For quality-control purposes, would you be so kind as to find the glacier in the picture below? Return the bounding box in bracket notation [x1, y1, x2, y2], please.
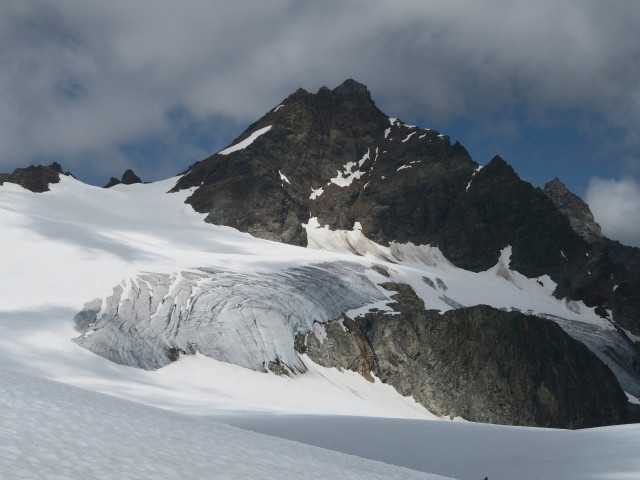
[74, 262, 385, 372]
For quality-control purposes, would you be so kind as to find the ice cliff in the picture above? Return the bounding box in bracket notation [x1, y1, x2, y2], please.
[73, 262, 385, 372]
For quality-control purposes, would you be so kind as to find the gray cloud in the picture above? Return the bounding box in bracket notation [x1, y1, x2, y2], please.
[586, 177, 640, 248]
[1, 0, 639, 182]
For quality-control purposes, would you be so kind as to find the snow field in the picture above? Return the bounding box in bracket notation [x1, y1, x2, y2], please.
[0, 368, 451, 480]
[215, 414, 640, 480]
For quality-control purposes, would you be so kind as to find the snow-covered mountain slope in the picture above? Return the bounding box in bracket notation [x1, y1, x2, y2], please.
[1, 174, 637, 412]
[0, 175, 433, 419]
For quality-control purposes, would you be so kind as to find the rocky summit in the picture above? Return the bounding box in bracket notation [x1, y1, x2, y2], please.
[0, 162, 68, 192]
[104, 169, 142, 188]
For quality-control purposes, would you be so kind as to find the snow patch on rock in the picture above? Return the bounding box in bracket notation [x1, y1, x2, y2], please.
[310, 186, 324, 200]
[402, 132, 416, 143]
[219, 125, 272, 155]
[390, 243, 454, 268]
[279, 170, 290, 184]
[329, 151, 370, 187]
[466, 164, 484, 192]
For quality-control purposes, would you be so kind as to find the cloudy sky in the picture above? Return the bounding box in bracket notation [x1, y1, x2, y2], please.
[1, 0, 639, 245]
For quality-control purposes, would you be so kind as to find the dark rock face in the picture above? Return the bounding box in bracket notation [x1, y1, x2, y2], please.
[442, 157, 589, 295]
[379, 282, 425, 311]
[171, 79, 476, 246]
[0, 162, 66, 192]
[104, 169, 142, 188]
[104, 177, 120, 188]
[298, 297, 631, 429]
[170, 79, 640, 333]
[543, 177, 640, 335]
[544, 178, 603, 243]
[122, 169, 142, 184]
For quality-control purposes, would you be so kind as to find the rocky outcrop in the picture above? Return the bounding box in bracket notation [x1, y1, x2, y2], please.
[297, 286, 633, 429]
[0, 162, 68, 192]
[104, 169, 142, 188]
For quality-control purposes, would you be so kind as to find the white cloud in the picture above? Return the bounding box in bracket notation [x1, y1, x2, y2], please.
[0, 0, 639, 182]
[586, 177, 640, 247]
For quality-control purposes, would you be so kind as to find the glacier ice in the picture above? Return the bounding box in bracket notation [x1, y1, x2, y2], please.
[74, 262, 385, 372]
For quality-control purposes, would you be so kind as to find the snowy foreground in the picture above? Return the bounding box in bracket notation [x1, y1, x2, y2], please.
[1, 175, 639, 478]
[0, 368, 449, 480]
[4, 367, 639, 480]
[218, 414, 640, 480]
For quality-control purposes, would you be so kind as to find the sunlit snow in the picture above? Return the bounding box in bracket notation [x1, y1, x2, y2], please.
[328, 151, 370, 187]
[0, 176, 436, 418]
[218, 125, 272, 155]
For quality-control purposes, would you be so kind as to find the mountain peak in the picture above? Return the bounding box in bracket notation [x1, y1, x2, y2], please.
[104, 169, 142, 188]
[546, 177, 565, 189]
[121, 169, 142, 185]
[481, 155, 519, 181]
[488, 154, 508, 166]
[544, 177, 603, 243]
[331, 78, 371, 99]
[288, 87, 310, 99]
[169, 81, 640, 341]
